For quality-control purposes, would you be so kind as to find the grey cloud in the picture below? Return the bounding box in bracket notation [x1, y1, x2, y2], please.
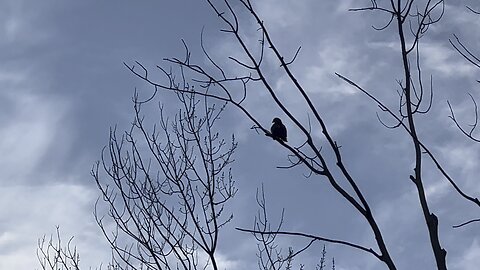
[1, 1, 480, 270]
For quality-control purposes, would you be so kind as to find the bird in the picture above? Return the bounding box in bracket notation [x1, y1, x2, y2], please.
[270, 117, 287, 142]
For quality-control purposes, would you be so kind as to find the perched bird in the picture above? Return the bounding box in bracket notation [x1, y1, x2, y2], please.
[270, 117, 287, 142]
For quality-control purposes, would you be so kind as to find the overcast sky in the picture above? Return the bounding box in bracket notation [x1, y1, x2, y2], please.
[1, 1, 480, 269]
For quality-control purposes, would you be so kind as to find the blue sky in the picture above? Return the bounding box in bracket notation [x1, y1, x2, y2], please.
[1, 1, 480, 269]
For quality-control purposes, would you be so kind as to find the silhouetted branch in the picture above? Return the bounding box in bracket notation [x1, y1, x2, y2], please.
[37, 226, 118, 270]
[447, 94, 480, 143]
[243, 186, 339, 270]
[342, 1, 448, 267]
[449, 34, 480, 69]
[237, 228, 381, 260]
[452, 218, 480, 228]
[37, 227, 81, 270]
[466, 6, 480, 15]
[336, 72, 480, 209]
[93, 85, 237, 270]
[447, 8, 480, 145]
[120, 1, 466, 269]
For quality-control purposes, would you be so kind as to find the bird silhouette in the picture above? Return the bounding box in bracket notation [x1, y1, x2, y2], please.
[270, 117, 287, 142]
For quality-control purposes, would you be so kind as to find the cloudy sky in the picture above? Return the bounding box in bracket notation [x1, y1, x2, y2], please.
[1, 0, 480, 269]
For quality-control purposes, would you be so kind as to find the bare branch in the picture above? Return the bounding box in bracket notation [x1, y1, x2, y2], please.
[452, 218, 480, 228]
[236, 228, 381, 260]
[448, 94, 480, 143]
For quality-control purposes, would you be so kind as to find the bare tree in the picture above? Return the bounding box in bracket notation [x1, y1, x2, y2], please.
[37, 226, 119, 270]
[37, 227, 81, 270]
[316, 245, 335, 270]
[447, 5, 480, 143]
[127, 0, 397, 268]
[446, 4, 480, 228]
[344, 1, 450, 269]
[91, 84, 237, 270]
[125, 1, 480, 270]
[246, 185, 307, 270]
[36, 1, 480, 270]
[245, 186, 336, 270]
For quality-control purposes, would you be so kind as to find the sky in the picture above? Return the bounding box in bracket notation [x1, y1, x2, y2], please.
[1, 0, 480, 269]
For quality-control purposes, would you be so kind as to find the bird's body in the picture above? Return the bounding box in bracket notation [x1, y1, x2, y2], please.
[270, 118, 287, 142]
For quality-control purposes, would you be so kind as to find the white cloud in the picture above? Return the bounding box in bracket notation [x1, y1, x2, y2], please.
[254, 0, 308, 29]
[421, 42, 477, 77]
[0, 64, 102, 270]
[367, 39, 477, 78]
[0, 1, 51, 45]
[451, 238, 480, 270]
[434, 141, 480, 195]
[424, 179, 449, 203]
[0, 76, 69, 185]
[0, 184, 109, 270]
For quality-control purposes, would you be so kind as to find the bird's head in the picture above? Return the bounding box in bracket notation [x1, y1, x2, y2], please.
[272, 117, 282, 124]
